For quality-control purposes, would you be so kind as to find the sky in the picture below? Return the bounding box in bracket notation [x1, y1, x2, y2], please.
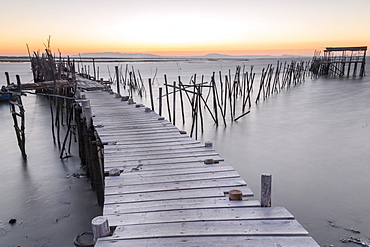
[1, 0, 369, 56]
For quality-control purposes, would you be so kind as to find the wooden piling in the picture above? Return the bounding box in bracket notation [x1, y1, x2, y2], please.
[92, 216, 110, 243]
[261, 173, 272, 207]
[164, 75, 171, 122]
[158, 87, 162, 116]
[115, 66, 120, 96]
[148, 78, 154, 111]
[172, 81, 176, 125]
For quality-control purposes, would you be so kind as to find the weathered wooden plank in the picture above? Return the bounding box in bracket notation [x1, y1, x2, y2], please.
[103, 139, 201, 150]
[105, 177, 246, 195]
[95, 236, 319, 247]
[98, 129, 181, 138]
[104, 154, 223, 164]
[100, 135, 197, 145]
[104, 142, 207, 153]
[95, 124, 179, 133]
[104, 147, 218, 158]
[103, 197, 260, 215]
[94, 118, 170, 127]
[104, 185, 253, 204]
[104, 150, 220, 163]
[117, 164, 234, 177]
[105, 170, 241, 187]
[93, 117, 171, 125]
[103, 161, 230, 174]
[106, 220, 309, 239]
[93, 121, 174, 130]
[105, 207, 292, 226]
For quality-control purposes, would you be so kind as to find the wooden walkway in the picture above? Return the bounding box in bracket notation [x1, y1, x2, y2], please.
[82, 91, 319, 247]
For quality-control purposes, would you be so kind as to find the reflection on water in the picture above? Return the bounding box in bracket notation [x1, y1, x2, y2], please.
[0, 95, 101, 246]
[1, 58, 370, 246]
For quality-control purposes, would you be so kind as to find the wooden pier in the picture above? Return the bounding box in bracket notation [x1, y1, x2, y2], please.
[310, 46, 367, 77]
[77, 90, 319, 246]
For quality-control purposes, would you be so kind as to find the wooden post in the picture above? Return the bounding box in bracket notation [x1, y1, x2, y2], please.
[172, 81, 176, 125]
[5, 72, 10, 85]
[205, 141, 213, 148]
[93, 58, 96, 80]
[148, 78, 154, 111]
[115, 66, 120, 96]
[164, 75, 171, 122]
[85, 106, 92, 129]
[178, 77, 185, 125]
[229, 189, 243, 201]
[91, 216, 110, 243]
[261, 173, 272, 207]
[158, 87, 162, 116]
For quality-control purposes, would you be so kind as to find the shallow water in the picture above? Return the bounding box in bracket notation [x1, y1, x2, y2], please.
[2, 58, 370, 246]
[0, 89, 101, 246]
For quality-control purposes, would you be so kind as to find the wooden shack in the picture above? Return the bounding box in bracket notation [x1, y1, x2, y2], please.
[310, 46, 367, 77]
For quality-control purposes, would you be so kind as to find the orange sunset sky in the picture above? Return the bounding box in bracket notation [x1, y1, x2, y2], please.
[1, 0, 369, 56]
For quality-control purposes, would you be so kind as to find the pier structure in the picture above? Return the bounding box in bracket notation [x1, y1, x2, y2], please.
[310, 46, 367, 77]
[75, 90, 319, 246]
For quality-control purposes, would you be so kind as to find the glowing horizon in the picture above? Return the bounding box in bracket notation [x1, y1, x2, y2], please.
[1, 0, 369, 57]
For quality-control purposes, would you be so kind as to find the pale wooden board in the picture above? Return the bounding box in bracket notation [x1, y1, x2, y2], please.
[95, 236, 320, 247]
[105, 177, 246, 195]
[93, 118, 171, 126]
[104, 148, 219, 159]
[104, 185, 253, 204]
[104, 154, 224, 164]
[100, 135, 199, 145]
[108, 220, 309, 239]
[104, 150, 220, 163]
[103, 142, 209, 153]
[98, 128, 181, 137]
[93, 121, 173, 129]
[99, 133, 193, 142]
[95, 124, 179, 133]
[103, 197, 260, 215]
[104, 161, 231, 173]
[102, 140, 201, 150]
[105, 170, 241, 187]
[105, 207, 293, 226]
[116, 164, 234, 177]
[93, 119, 171, 127]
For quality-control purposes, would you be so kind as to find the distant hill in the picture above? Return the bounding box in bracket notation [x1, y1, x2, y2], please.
[202, 53, 234, 58]
[74, 52, 161, 58]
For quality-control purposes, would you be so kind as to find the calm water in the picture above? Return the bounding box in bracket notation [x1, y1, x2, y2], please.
[0, 64, 101, 246]
[1, 57, 370, 246]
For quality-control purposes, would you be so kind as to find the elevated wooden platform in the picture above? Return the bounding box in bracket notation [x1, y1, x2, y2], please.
[310, 46, 367, 77]
[81, 91, 319, 246]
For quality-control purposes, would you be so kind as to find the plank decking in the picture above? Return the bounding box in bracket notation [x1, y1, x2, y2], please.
[82, 91, 319, 247]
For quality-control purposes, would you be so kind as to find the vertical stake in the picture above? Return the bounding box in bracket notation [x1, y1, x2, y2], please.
[261, 173, 272, 207]
[115, 66, 120, 96]
[148, 78, 154, 111]
[158, 87, 162, 116]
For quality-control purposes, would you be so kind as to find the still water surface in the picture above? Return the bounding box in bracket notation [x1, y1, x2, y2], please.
[1, 58, 370, 246]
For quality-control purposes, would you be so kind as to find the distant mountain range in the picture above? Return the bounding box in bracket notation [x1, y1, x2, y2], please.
[72, 52, 162, 58]
[73, 52, 294, 59]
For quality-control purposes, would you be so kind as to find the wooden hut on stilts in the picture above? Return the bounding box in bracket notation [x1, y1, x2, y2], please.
[310, 46, 367, 77]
